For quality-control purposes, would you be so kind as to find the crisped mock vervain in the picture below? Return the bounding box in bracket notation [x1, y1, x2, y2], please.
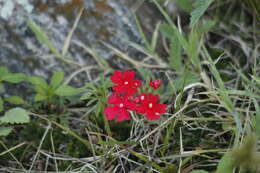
[104, 70, 167, 121]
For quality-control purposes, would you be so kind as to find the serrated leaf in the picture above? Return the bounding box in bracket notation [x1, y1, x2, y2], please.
[51, 71, 64, 89]
[2, 73, 27, 83]
[55, 85, 83, 96]
[216, 153, 235, 173]
[169, 34, 182, 72]
[190, 170, 209, 173]
[0, 127, 13, 136]
[190, 0, 214, 27]
[0, 108, 30, 124]
[5, 96, 26, 105]
[0, 97, 3, 112]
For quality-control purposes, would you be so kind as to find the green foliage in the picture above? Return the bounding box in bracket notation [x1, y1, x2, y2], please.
[253, 99, 260, 137]
[216, 153, 235, 173]
[27, 20, 61, 58]
[50, 70, 64, 89]
[173, 70, 200, 92]
[28, 71, 82, 102]
[175, 0, 193, 13]
[231, 134, 260, 171]
[5, 96, 26, 105]
[0, 66, 27, 83]
[0, 108, 30, 124]
[1, 73, 27, 83]
[0, 126, 13, 136]
[160, 24, 182, 72]
[0, 66, 27, 112]
[81, 74, 111, 110]
[190, 170, 209, 173]
[0, 108, 30, 137]
[55, 85, 84, 97]
[0, 97, 3, 113]
[190, 0, 214, 27]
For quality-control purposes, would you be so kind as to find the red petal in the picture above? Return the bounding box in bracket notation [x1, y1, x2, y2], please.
[108, 93, 121, 104]
[110, 71, 123, 85]
[155, 104, 167, 114]
[135, 105, 146, 114]
[124, 87, 137, 95]
[131, 80, 142, 88]
[116, 109, 130, 122]
[123, 70, 135, 81]
[104, 107, 118, 120]
[144, 113, 160, 120]
[148, 94, 159, 103]
[112, 85, 126, 93]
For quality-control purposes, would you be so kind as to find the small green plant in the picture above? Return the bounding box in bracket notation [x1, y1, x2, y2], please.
[80, 74, 112, 117]
[0, 66, 29, 137]
[28, 71, 83, 102]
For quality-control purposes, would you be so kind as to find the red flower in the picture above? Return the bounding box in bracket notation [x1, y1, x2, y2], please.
[149, 79, 161, 89]
[133, 93, 147, 104]
[103, 93, 135, 121]
[136, 94, 167, 120]
[110, 70, 141, 95]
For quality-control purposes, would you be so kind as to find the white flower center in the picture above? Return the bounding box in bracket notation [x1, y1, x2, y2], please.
[141, 96, 145, 100]
[119, 103, 124, 108]
[149, 103, 153, 108]
[124, 81, 129, 85]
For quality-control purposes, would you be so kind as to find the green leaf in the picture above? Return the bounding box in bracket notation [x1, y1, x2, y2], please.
[160, 23, 183, 72]
[0, 83, 3, 89]
[175, 0, 193, 12]
[5, 96, 26, 105]
[190, 170, 209, 173]
[55, 85, 83, 96]
[169, 34, 182, 72]
[80, 94, 93, 100]
[50, 71, 64, 89]
[253, 98, 260, 137]
[0, 66, 9, 78]
[216, 153, 235, 173]
[190, 0, 214, 27]
[2, 73, 27, 83]
[0, 97, 3, 112]
[27, 20, 61, 57]
[28, 76, 48, 89]
[0, 108, 30, 124]
[0, 82, 4, 92]
[187, 29, 200, 66]
[34, 93, 47, 102]
[173, 70, 200, 92]
[0, 127, 13, 136]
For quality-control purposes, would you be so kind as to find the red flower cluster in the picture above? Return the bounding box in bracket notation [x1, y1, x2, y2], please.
[104, 70, 167, 122]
